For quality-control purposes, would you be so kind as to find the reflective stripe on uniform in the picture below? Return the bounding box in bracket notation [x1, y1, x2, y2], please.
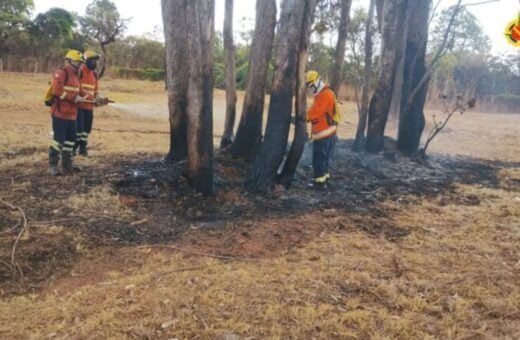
[63, 141, 75, 147]
[60, 92, 67, 99]
[62, 147, 74, 152]
[311, 125, 337, 141]
[63, 86, 80, 91]
[50, 140, 61, 151]
[81, 83, 96, 89]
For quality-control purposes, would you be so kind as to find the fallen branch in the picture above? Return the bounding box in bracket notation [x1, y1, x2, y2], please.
[0, 199, 29, 277]
[360, 187, 384, 195]
[137, 244, 255, 262]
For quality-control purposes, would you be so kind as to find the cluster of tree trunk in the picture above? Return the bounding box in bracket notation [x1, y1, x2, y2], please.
[230, 0, 277, 160]
[359, 0, 431, 155]
[161, 0, 436, 194]
[246, 0, 316, 193]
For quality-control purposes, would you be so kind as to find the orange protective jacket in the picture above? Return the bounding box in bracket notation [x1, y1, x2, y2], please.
[307, 86, 337, 140]
[51, 64, 86, 120]
[78, 64, 98, 111]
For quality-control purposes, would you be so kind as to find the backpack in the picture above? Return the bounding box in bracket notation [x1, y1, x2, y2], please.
[44, 68, 68, 107]
[326, 91, 342, 125]
[332, 99, 342, 125]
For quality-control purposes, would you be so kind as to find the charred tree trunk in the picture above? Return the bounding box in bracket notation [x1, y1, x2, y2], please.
[246, 0, 307, 193]
[352, 0, 375, 152]
[278, 0, 317, 187]
[388, 1, 412, 121]
[329, 0, 352, 94]
[220, 0, 237, 148]
[230, 0, 276, 160]
[162, 0, 215, 194]
[162, 0, 189, 162]
[397, 0, 430, 155]
[365, 0, 409, 153]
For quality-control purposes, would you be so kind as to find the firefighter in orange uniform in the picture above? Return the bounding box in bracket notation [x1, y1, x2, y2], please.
[306, 70, 338, 188]
[48, 50, 90, 176]
[75, 50, 100, 156]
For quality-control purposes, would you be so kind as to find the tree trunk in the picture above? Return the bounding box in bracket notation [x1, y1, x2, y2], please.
[230, 0, 277, 161]
[329, 0, 352, 94]
[397, 0, 430, 156]
[162, 0, 189, 162]
[352, 0, 375, 152]
[162, 0, 215, 194]
[98, 43, 108, 79]
[278, 0, 317, 188]
[375, 0, 384, 33]
[246, 0, 307, 193]
[220, 0, 237, 148]
[365, 0, 409, 153]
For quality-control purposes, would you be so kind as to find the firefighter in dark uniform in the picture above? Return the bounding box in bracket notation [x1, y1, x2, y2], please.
[76, 50, 101, 156]
[48, 50, 90, 175]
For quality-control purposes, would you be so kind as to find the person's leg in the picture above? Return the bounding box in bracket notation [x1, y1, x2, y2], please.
[324, 134, 337, 179]
[312, 138, 328, 184]
[62, 120, 81, 173]
[75, 108, 85, 155]
[49, 116, 66, 175]
[80, 109, 93, 156]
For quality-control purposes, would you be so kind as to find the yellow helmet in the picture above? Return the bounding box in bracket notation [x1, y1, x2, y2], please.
[65, 50, 83, 62]
[83, 50, 99, 60]
[306, 70, 319, 86]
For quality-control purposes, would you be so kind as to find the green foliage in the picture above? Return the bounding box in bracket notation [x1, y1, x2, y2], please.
[313, 0, 341, 35]
[107, 35, 165, 69]
[213, 63, 225, 89]
[308, 42, 334, 81]
[141, 68, 165, 81]
[0, 0, 34, 55]
[212, 31, 251, 91]
[80, 0, 128, 45]
[429, 6, 491, 54]
[30, 8, 76, 47]
[116, 67, 165, 81]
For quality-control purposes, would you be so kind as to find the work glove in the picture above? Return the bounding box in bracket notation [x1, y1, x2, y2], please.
[73, 95, 85, 103]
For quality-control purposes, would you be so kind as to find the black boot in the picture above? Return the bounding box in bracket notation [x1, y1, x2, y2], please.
[79, 141, 88, 157]
[49, 148, 62, 176]
[62, 151, 82, 174]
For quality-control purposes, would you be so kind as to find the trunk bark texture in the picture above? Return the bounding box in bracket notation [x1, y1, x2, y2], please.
[162, 0, 215, 194]
[220, 0, 237, 148]
[397, 0, 431, 155]
[352, 0, 375, 152]
[230, 0, 277, 161]
[365, 0, 409, 153]
[329, 0, 352, 94]
[278, 0, 317, 187]
[246, 0, 307, 193]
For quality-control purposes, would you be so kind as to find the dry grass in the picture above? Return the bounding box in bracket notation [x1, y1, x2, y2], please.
[0, 72, 519, 338]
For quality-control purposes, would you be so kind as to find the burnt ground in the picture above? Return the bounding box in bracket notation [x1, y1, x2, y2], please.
[0, 138, 518, 296]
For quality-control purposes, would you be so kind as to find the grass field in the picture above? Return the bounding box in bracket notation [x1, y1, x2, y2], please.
[0, 72, 519, 339]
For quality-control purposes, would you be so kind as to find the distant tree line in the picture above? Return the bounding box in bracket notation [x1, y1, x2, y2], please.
[1, 0, 519, 113]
